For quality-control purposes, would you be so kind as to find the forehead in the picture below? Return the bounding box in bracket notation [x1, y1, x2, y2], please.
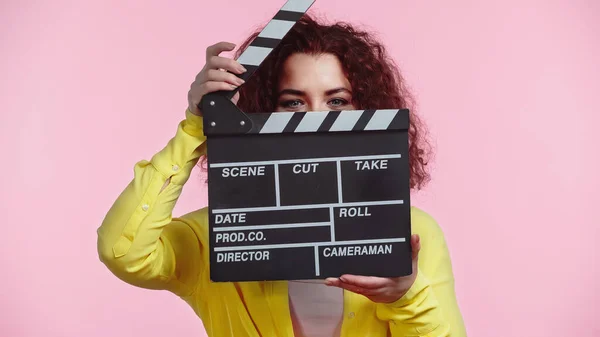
[278, 53, 350, 90]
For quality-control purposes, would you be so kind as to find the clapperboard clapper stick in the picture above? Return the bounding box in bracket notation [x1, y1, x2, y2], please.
[199, 0, 413, 282]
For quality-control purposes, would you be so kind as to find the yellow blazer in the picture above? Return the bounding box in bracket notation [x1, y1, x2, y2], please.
[97, 110, 467, 337]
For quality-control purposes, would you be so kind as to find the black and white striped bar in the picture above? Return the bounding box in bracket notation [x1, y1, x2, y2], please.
[235, 0, 315, 82]
[244, 109, 409, 134]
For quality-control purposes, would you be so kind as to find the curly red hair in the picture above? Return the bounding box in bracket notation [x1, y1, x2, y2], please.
[232, 15, 431, 190]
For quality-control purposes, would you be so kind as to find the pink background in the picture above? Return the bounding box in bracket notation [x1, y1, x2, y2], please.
[1, 0, 599, 336]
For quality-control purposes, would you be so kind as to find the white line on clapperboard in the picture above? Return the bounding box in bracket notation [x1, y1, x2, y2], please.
[274, 163, 281, 207]
[211, 199, 403, 214]
[214, 238, 406, 252]
[211, 153, 404, 276]
[213, 221, 330, 232]
[208, 154, 402, 168]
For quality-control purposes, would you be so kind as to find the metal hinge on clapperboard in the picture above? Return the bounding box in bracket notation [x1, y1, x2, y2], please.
[199, 0, 413, 283]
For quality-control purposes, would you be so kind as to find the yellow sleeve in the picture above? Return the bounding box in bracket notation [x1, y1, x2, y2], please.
[376, 208, 467, 336]
[96, 109, 208, 297]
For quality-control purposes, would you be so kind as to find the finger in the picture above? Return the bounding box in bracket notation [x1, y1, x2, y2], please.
[326, 277, 383, 296]
[336, 282, 381, 296]
[231, 91, 240, 105]
[205, 69, 245, 87]
[206, 41, 236, 59]
[196, 81, 239, 97]
[326, 278, 362, 293]
[325, 278, 342, 287]
[411, 234, 421, 261]
[207, 55, 247, 74]
[337, 274, 389, 290]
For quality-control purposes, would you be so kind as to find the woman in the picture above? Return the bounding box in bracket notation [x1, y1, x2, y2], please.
[97, 15, 466, 337]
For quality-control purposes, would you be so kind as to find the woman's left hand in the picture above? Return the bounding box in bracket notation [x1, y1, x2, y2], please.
[325, 234, 421, 304]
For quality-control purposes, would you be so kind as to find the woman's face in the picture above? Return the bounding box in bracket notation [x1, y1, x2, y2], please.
[276, 53, 356, 112]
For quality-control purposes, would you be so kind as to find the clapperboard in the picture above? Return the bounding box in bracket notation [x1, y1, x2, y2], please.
[200, 0, 413, 282]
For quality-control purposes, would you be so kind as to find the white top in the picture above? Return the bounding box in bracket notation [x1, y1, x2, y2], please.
[288, 279, 344, 337]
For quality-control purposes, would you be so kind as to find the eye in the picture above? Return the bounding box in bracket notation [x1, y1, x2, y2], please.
[328, 98, 348, 107]
[279, 99, 304, 109]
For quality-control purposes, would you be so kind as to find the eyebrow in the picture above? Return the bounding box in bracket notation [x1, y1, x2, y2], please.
[277, 87, 352, 98]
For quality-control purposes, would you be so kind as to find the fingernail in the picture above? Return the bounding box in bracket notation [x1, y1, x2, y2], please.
[230, 84, 237, 89]
[237, 78, 245, 85]
[239, 65, 247, 72]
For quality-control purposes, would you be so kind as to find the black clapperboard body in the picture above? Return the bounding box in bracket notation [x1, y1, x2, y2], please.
[200, 0, 413, 282]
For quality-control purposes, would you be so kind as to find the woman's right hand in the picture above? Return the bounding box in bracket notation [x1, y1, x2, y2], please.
[187, 41, 247, 116]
